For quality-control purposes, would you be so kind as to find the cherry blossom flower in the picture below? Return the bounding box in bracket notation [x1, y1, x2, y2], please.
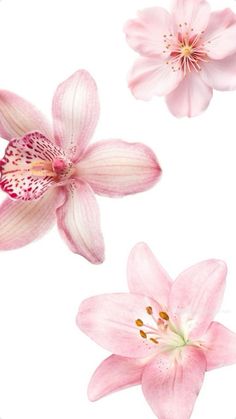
[124, 0, 236, 117]
[77, 243, 236, 418]
[0, 71, 161, 263]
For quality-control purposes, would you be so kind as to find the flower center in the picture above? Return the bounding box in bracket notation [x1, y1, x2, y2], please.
[30, 158, 73, 180]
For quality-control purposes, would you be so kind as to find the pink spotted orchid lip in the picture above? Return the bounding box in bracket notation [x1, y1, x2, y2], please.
[0, 70, 161, 263]
[77, 243, 236, 418]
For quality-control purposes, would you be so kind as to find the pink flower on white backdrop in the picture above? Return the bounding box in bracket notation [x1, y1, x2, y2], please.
[0, 71, 161, 264]
[124, 0, 236, 117]
[77, 243, 236, 418]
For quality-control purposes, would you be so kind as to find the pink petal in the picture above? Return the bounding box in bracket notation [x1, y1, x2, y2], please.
[204, 9, 236, 60]
[200, 54, 236, 91]
[172, 0, 210, 34]
[202, 321, 236, 371]
[127, 243, 172, 308]
[77, 140, 161, 197]
[0, 132, 68, 200]
[52, 70, 100, 162]
[166, 72, 213, 117]
[0, 90, 52, 141]
[128, 57, 183, 100]
[0, 188, 63, 250]
[169, 260, 227, 339]
[142, 346, 206, 419]
[124, 7, 173, 57]
[77, 293, 161, 358]
[56, 180, 104, 264]
[88, 354, 146, 401]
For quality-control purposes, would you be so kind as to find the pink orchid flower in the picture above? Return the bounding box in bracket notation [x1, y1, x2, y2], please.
[124, 0, 236, 117]
[0, 71, 161, 264]
[77, 243, 236, 418]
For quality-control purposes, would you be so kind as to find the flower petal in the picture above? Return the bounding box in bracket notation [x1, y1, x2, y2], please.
[200, 54, 236, 91]
[142, 346, 206, 419]
[169, 260, 227, 338]
[52, 70, 100, 162]
[128, 57, 183, 100]
[0, 188, 63, 250]
[77, 293, 161, 358]
[127, 243, 172, 308]
[56, 180, 104, 263]
[0, 132, 67, 200]
[77, 140, 161, 197]
[88, 355, 146, 401]
[0, 90, 52, 141]
[204, 9, 236, 60]
[171, 0, 210, 34]
[166, 73, 213, 117]
[202, 321, 236, 371]
[124, 7, 173, 57]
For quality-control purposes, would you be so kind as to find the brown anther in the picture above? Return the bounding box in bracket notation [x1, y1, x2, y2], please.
[146, 306, 153, 315]
[159, 311, 169, 321]
[135, 319, 144, 327]
[184, 22, 187, 26]
[140, 330, 147, 339]
[150, 338, 159, 344]
[179, 24, 182, 27]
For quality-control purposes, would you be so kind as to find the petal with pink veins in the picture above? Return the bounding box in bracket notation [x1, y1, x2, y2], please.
[127, 242, 172, 308]
[166, 72, 213, 117]
[77, 293, 161, 358]
[128, 57, 183, 100]
[202, 321, 236, 371]
[56, 180, 104, 264]
[52, 70, 100, 162]
[0, 90, 52, 141]
[77, 140, 161, 197]
[169, 260, 227, 338]
[171, 0, 210, 33]
[124, 7, 173, 57]
[200, 54, 236, 91]
[88, 354, 147, 401]
[142, 346, 206, 419]
[0, 188, 63, 250]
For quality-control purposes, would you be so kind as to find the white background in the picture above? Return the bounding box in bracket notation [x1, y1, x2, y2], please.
[0, 0, 236, 418]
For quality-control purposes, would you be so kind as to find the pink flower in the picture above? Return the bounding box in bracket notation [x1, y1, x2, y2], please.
[124, 0, 236, 117]
[0, 71, 161, 263]
[77, 243, 236, 418]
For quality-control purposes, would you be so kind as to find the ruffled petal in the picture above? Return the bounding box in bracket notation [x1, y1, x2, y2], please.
[142, 346, 206, 419]
[77, 293, 161, 358]
[128, 57, 183, 99]
[0, 188, 63, 250]
[77, 140, 161, 197]
[202, 321, 236, 371]
[200, 54, 236, 91]
[171, 0, 210, 34]
[166, 72, 213, 117]
[52, 70, 100, 162]
[127, 243, 172, 308]
[56, 180, 104, 263]
[88, 355, 146, 401]
[124, 7, 173, 57]
[0, 90, 52, 141]
[169, 260, 227, 338]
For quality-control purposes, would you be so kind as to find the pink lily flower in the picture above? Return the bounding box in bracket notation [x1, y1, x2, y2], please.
[77, 243, 236, 418]
[0, 71, 161, 263]
[124, 0, 236, 117]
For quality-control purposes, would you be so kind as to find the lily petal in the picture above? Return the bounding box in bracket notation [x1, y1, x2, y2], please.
[0, 188, 63, 250]
[166, 73, 213, 117]
[52, 70, 100, 162]
[88, 354, 146, 401]
[124, 7, 173, 57]
[142, 346, 206, 419]
[200, 54, 236, 91]
[0, 90, 52, 141]
[202, 321, 236, 370]
[77, 293, 161, 358]
[56, 180, 104, 264]
[128, 57, 183, 100]
[77, 140, 161, 197]
[127, 243, 172, 308]
[169, 260, 227, 338]
[171, 0, 210, 34]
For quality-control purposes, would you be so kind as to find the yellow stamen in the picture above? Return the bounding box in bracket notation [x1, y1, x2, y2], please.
[135, 319, 143, 327]
[140, 330, 147, 339]
[159, 311, 169, 321]
[150, 338, 159, 344]
[146, 306, 153, 315]
[181, 45, 192, 57]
